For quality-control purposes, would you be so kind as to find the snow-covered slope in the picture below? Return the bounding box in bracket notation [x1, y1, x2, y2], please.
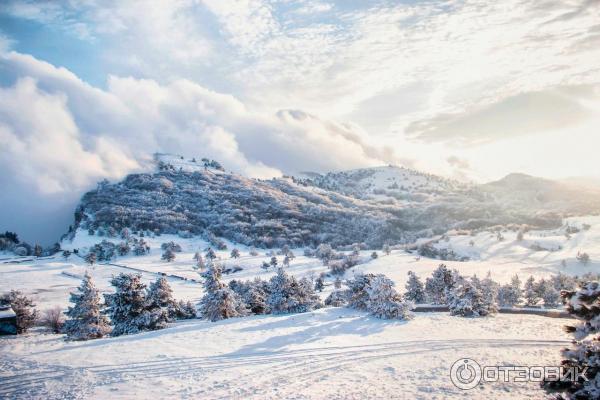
[296, 165, 472, 204]
[0, 308, 568, 399]
[3, 216, 600, 398]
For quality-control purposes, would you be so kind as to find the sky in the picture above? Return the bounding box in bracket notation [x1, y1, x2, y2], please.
[0, 0, 599, 244]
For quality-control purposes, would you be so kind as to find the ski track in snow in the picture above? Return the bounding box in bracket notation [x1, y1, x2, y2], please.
[0, 337, 568, 399]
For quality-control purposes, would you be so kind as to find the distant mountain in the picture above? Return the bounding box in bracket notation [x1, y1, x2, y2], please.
[68, 155, 600, 248]
[482, 173, 600, 214]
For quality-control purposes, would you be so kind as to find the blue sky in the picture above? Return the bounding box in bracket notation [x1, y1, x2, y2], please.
[1, 0, 599, 243]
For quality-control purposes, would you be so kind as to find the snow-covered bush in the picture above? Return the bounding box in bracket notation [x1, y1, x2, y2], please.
[172, 300, 197, 319]
[64, 272, 111, 340]
[346, 273, 376, 311]
[229, 278, 269, 315]
[497, 274, 522, 307]
[447, 278, 496, 317]
[104, 273, 153, 336]
[539, 280, 560, 308]
[325, 289, 347, 307]
[404, 271, 425, 303]
[425, 264, 456, 305]
[0, 290, 38, 334]
[544, 282, 600, 398]
[41, 306, 65, 333]
[199, 263, 248, 321]
[161, 241, 182, 252]
[162, 248, 176, 262]
[366, 275, 413, 320]
[267, 268, 321, 314]
[524, 276, 539, 306]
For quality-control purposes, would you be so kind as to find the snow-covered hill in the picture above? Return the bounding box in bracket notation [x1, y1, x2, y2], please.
[296, 165, 472, 204]
[62, 154, 600, 253]
[3, 216, 600, 398]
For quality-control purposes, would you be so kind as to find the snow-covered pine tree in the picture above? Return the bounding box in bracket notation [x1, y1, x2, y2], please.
[314, 275, 325, 292]
[162, 248, 176, 262]
[104, 273, 152, 336]
[366, 275, 413, 320]
[205, 247, 216, 260]
[497, 274, 521, 307]
[133, 239, 149, 255]
[145, 276, 176, 330]
[447, 278, 495, 317]
[267, 267, 298, 314]
[524, 276, 539, 306]
[293, 277, 322, 312]
[172, 300, 197, 319]
[325, 288, 347, 307]
[544, 282, 600, 398]
[346, 273, 376, 311]
[199, 263, 248, 321]
[404, 271, 425, 303]
[479, 271, 499, 312]
[425, 264, 455, 305]
[541, 280, 560, 308]
[85, 251, 97, 266]
[63, 271, 111, 340]
[0, 290, 38, 334]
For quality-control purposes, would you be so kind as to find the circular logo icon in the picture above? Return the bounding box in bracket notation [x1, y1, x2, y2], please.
[450, 358, 481, 390]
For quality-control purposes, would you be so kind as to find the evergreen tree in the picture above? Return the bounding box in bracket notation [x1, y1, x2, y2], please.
[133, 239, 149, 255]
[479, 272, 499, 311]
[270, 256, 278, 268]
[425, 264, 455, 304]
[266, 268, 320, 314]
[524, 276, 539, 306]
[63, 272, 111, 340]
[404, 271, 425, 303]
[199, 263, 248, 321]
[0, 290, 38, 334]
[447, 278, 496, 317]
[346, 273, 376, 311]
[544, 282, 600, 398]
[145, 277, 176, 330]
[366, 275, 413, 320]
[540, 280, 560, 308]
[314, 275, 325, 292]
[325, 288, 347, 307]
[85, 252, 97, 266]
[230, 248, 240, 259]
[162, 248, 176, 262]
[104, 273, 152, 336]
[172, 300, 197, 319]
[371, 251, 378, 259]
[382, 243, 391, 255]
[497, 274, 522, 307]
[205, 247, 217, 260]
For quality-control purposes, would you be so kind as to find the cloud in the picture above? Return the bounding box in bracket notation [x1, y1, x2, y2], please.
[0, 51, 397, 244]
[406, 85, 599, 145]
[446, 156, 470, 170]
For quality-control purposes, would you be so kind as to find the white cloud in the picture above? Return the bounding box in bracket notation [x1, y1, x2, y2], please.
[0, 51, 399, 243]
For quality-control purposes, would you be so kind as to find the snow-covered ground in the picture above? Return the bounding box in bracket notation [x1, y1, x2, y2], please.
[2, 215, 599, 398]
[0, 309, 568, 399]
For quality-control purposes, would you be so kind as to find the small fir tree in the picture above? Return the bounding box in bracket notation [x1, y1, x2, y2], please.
[63, 272, 111, 340]
[404, 271, 425, 303]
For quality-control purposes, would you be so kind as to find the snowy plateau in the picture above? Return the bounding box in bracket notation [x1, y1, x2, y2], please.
[2, 155, 600, 399]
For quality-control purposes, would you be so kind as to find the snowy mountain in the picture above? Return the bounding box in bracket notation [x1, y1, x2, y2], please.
[68, 154, 600, 249]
